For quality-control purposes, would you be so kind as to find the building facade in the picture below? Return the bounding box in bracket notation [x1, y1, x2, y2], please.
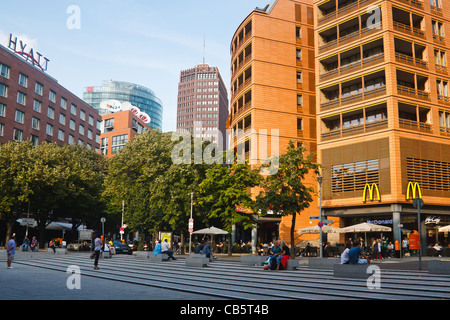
[99, 110, 150, 158]
[228, 0, 319, 244]
[176, 64, 229, 150]
[83, 80, 163, 131]
[0, 43, 101, 150]
[315, 0, 450, 249]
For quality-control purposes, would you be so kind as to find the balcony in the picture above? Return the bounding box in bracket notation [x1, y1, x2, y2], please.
[321, 85, 386, 111]
[395, 52, 428, 69]
[399, 118, 432, 132]
[317, 0, 379, 26]
[393, 21, 425, 38]
[396, 0, 424, 9]
[397, 85, 430, 100]
[320, 53, 384, 82]
[319, 22, 382, 54]
[321, 104, 388, 141]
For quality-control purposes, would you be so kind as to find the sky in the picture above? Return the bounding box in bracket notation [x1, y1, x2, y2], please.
[0, 0, 267, 132]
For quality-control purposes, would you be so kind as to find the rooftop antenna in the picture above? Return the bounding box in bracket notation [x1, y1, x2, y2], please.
[203, 36, 206, 64]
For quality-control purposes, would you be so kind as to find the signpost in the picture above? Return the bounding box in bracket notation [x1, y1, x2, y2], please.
[189, 192, 194, 254]
[413, 197, 424, 270]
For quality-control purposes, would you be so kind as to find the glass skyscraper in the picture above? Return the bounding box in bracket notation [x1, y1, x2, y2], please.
[83, 80, 163, 130]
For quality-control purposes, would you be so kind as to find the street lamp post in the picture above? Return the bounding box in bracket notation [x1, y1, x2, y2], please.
[318, 176, 323, 258]
[189, 192, 194, 254]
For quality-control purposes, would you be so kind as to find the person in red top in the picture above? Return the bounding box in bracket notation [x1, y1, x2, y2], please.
[278, 246, 291, 270]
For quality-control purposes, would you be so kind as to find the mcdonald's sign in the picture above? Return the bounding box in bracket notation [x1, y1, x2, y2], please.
[363, 183, 381, 203]
[406, 182, 422, 200]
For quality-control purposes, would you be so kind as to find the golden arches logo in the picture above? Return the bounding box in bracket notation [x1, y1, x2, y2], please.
[406, 182, 422, 200]
[363, 183, 380, 203]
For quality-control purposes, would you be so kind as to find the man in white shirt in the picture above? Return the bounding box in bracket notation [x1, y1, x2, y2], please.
[161, 239, 176, 260]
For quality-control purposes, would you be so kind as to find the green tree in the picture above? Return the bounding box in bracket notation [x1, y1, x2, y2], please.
[0, 141, 33, 243]
[256, 141, 322, 259]
[197, 155, 262, 256]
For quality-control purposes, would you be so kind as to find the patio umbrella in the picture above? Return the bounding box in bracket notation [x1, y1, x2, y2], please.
[297, 225, 342, 234]
[193, 226, 228, 235]
[340, 222, 391, 248]
[438, 225, 450, 232]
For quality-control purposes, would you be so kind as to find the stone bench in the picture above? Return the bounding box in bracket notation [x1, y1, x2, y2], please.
[333, 263, 374, 279]
[285, 259, 299, 270]
[135, 251, 149, 259]
[46, 248, 67, 254]
[149, 253, 169, 262]
[240, 255, 268, 266]
[185, 254, 209, 267]
[428, 260, 450, 275]
[308, 258, 340, 269]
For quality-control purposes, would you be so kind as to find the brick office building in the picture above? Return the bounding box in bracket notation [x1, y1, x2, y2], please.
[0, 41, 101, 149]
[176, 64, 229, 150]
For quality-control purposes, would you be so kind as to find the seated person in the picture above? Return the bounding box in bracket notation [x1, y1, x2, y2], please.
[340, 242, 352, 264]
[153, 240, 162, 256]
[30, 236, 38, 252]
[161, 239, 177, 260]
[200, 241, 214, 259]
[348, 242, 370, 265]
[278, 246, 291, 270]
[433, 243, 442, 257]
[194, 241, 204, 254]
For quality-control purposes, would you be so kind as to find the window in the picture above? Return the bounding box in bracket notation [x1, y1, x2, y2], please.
[0, 103, 6, 117]
[87, 129, 93, 140]
[18, 73, 28, 87]
[13, 128, 23, 142]
[31, 117, 40, 130]
[15, 110, 25, 124]
[296, 49, 302, 61]
[100, 137, 108, 155]
[297, 118, 303, 130]
[69, 119, 76, 130]
[0, 64, 10, 79]
[0, 83, 7, 98]
[111, 134, 128, 154]
[58, 129, 65, 141]
[33, 100, 42, 113]
[61, 97, 67, 110]
[79, 124, 84, 135]
[432, 20, 444, 41]
[59, 113, 66, 125]
[296, 26, 301, 38]
[297, 72, 302, 83]
[88, 115, 94, 126]
[31, 135, 38, 147]
[297, 95, 303, 106]
[71, 104, 77, 115]
[16, 91, 26, 106]
[35, 82, 43, 96]
[0, 123, 3, 137]
[47, 107, 55, 119]
[80, 109, 85, 121]
[104, 118, 114, 132]
[49, 90, 56, 103]
[46, 123, 53, 136]
[68, 134, 74, 145]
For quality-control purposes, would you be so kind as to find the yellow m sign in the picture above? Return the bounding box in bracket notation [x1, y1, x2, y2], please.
[406, 182, 422, 200]
[363, 183, 381, 203]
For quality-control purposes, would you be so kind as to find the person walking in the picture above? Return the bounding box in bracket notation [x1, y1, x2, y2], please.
[93, 233, 102, 270]
[6, 234, 16, 269]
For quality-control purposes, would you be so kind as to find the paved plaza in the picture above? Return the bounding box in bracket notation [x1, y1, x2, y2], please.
[1, 250, 449, 303]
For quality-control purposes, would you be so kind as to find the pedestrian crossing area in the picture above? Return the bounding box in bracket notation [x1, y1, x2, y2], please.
[15, 254, 450, 300]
